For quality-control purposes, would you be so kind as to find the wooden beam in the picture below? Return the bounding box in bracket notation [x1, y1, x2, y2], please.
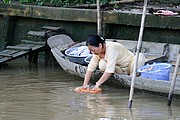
[0, 53, 12, 58]
[21, 40, 45, 45]
[6, 46, 32, 51]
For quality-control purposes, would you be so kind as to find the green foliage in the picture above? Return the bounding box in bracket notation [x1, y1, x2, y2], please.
[49, 0, 63, 5]
[2, 0, 179, 6]
[3, 0, 12, 3]
[17, 0, 120, 6]
[19, 0, 34, 3]
[47, 0, 97, 7]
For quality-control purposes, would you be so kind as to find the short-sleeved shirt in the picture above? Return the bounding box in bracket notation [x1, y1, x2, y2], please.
[87, 41, 134, 73]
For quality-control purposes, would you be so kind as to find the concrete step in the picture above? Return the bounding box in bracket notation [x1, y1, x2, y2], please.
[27, 31, 46, 37]
[41, 26, 63, 31]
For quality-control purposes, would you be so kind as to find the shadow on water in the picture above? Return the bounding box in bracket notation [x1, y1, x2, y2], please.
[0, 58, 180, 120]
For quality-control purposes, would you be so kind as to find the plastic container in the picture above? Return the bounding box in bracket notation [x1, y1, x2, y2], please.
[137, 62, 172, 81]
[65, 46, 91, 65]
[84, 55, 92, 63]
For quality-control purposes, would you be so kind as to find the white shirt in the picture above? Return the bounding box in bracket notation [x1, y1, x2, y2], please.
[87, 41, 134, 73]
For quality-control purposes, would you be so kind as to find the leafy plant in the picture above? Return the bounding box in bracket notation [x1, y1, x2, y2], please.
[19, 0, 34, 3]
[3, 0, 12, 3]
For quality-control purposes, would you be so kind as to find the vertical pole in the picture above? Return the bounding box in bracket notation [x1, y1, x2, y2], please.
[2, 16, 17, 46]
[167, 53, 180, 106]
[128, 0, 148, 108]
[97, 0, 101, 36]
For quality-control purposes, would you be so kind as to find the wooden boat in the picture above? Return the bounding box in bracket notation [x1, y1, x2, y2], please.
[47, 34, 180, 97]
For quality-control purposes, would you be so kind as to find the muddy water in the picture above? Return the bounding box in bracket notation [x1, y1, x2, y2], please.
[0, 60, 180, 120]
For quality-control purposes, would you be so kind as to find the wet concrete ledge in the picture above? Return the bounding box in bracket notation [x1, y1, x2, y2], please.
[0, 3, 97, 22]
[0, 3, 179, 29]
[104, 10, 180, 30]
[0, 3, 180, 48]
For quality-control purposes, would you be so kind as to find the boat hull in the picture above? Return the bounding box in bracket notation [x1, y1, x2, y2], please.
[51, 47, 180, 97]
[47, 34, 180, 97]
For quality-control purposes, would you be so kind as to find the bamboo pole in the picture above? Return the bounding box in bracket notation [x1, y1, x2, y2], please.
[97, 0, 101, 35]
[167, 53, 180, 106]
[128, 0, 147, 108]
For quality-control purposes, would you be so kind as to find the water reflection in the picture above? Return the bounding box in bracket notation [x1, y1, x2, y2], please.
[0, 59, 180, 120]
[84, 92, 180, 120]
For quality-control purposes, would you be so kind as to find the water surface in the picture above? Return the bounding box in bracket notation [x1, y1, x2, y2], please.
[0, 60, 180, 120]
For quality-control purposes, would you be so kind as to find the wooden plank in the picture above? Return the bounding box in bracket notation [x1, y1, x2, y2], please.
[16, 43, 35, 47]
[0, 42, 45, 64]
[0, 53, 12, 58]
[21, 40, 45, 45]
[0, 50, 21, 58]
[0, 51, 27, 64]
[29, 44, 45, 51]
[145, 55, 167, 64]
[5, 43, 41, 51]
[8, 44, 45, 51]
[6, 46, 32, 51]
[0, 50, 20, 54]
[27, 31, 46, 37]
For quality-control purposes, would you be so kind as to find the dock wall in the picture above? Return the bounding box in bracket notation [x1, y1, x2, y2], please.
[0, 3, 179, 50]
